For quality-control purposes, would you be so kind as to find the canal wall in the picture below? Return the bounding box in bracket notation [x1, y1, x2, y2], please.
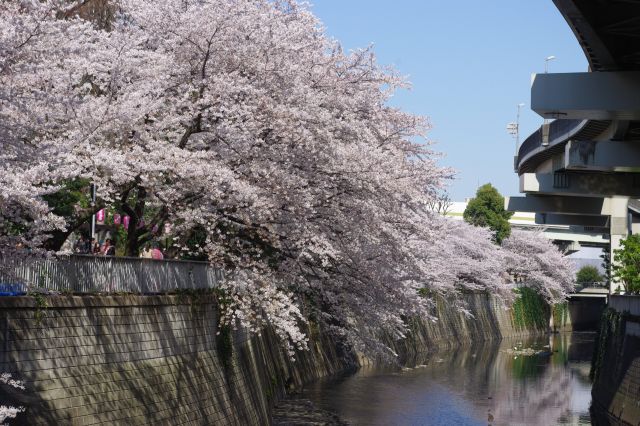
[551, 297, 607, 333]
[0, 295, 356, 425]
[372, 292, 547, 366]
[0, 292, 544, 425]
[591, 295, 640, 425]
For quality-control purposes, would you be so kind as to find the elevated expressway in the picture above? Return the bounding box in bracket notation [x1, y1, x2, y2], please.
[506, 0, 640, 293]
[447, 202, 608, 252]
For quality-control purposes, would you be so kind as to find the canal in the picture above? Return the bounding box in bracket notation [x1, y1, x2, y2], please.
[302, 333, 596, 425]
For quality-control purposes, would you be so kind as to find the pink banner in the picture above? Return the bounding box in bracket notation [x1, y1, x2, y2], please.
[113, 214, 121, 225]
[123, 215, 130, 229]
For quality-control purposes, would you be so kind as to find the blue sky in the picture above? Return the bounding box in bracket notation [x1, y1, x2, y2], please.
[310, 1, 588, 201]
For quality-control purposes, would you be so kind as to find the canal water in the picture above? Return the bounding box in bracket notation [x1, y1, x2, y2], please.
[303, 333, 596, 426]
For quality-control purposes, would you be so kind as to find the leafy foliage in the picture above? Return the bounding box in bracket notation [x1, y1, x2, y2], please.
[511, 287, 549, 330]
[552, 302, 568, 331]
[41, 179, 91, 218]
[612, 234, 640, 294]
[600, 246, 612, 285]
[463, 184, 513, 244]
[575, 265, 602, 285]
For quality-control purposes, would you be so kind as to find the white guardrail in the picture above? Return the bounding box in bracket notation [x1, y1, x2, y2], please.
[0, 255, 223, 294]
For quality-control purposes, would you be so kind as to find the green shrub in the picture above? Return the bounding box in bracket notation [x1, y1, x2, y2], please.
[612, 234, 640, 293]
[576, 265, 603, 284]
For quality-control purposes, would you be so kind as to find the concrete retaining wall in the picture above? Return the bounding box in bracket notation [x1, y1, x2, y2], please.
[374, 293, 545, 366]
[0, 296, 354, 425]
[591, 296, 640, 425]
[610, 295, 640, 316]
[0, 293, 542, 425]
[559, 297, 607, 332]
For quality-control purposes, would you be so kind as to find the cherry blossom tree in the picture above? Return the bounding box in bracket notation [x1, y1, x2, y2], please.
[0, 1, 77, 265]
[0, 0, 572, 357]
[502, 230, 575, 303]
[0, 373, 26, 423]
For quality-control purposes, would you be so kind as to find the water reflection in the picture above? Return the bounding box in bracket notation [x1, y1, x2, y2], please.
[304, 333, 595, 426]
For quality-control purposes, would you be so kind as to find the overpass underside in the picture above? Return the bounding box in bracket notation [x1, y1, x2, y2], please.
[508, 0, 640, 294]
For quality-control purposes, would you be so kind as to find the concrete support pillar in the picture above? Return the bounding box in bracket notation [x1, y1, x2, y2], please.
[608, 197, 629, 294]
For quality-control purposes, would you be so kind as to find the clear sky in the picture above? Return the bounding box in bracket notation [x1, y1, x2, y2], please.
[310, 1, 588, 201]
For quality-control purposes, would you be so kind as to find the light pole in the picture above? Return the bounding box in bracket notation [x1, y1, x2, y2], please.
[506, 103, 526, 155]
[544, 55, 556, 74]
[542, 56, 556, 146]
[507, 103, 526, 171]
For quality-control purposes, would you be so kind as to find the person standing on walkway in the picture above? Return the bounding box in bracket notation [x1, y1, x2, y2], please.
[102, 239, 115, 256]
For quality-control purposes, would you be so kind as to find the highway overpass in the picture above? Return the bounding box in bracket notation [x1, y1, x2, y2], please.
[507, 0, 640, 294]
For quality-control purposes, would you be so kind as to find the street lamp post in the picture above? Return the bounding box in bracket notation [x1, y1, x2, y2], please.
[544, 55, 556, 74]
[542, 56, 556, 146]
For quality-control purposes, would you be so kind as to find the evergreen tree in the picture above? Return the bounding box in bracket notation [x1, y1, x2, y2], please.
[463, 184, 513, 244]
[600, 246, 612, 285]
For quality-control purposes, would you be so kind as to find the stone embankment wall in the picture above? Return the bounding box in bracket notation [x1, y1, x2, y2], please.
[554, 297, 606, 332]
[591, 295, 640, 425]
[369, 293, 546, 366]
[0, 293, 542, 425]
[0, 295, 355, 425]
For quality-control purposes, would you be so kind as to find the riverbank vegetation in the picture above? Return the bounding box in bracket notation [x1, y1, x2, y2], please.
[511, 287, 549, 330]
[612, 234, 640, 294]
[0, 0, 574, 358]
[590, 308, 624, 381]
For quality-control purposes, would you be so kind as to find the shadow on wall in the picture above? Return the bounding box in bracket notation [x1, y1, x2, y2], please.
[591, 306, 640, 425]
[0, 295, 358, 425]
[0, 296, 258, 424]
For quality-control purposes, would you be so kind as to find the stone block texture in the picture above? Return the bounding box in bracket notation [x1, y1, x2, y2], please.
[591, 307, 640, 425]
[0, 293, 538, 425]
[0, 296, 352, 425]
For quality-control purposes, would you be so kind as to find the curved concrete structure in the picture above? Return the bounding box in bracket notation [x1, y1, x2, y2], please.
[554, 0, 640, 72]
[510, 0, 640, 293]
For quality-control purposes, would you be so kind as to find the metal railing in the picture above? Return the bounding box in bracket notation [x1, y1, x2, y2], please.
[573, 281, 608, 292]
[0, 255, 223, 294]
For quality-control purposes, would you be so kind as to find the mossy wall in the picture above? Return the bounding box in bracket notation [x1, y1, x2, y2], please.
[369, 292, 548, 366]
[590, 297, 640, 425]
